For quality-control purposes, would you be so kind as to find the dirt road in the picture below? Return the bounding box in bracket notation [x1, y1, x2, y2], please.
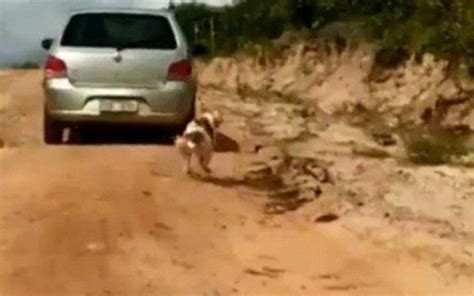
[0, 71, 472, 295]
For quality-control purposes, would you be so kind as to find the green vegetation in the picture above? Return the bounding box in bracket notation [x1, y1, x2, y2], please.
[402, 128, 469, 165]
[11, 61, 39, 69]
[173, 0, 474, 68]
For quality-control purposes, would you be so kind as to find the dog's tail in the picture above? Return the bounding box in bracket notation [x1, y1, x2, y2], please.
[175, 136, 189, 155]
[175, 136, 197, 157]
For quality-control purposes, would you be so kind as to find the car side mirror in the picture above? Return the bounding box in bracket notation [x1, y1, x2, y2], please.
[191, 44, 209, 57]
[41, 38, 54, 51]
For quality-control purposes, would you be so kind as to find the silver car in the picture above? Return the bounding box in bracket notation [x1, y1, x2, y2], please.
[41, 9, 198, 144]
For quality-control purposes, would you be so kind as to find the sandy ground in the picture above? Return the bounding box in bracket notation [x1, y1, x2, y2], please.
[0, 70, 473, 295]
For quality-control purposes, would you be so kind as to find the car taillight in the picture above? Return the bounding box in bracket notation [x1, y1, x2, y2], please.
[44, 56, 67, 79]
[167, 59, 192, 82]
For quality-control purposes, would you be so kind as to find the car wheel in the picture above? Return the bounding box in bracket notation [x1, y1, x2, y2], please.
[185, 100, 197, 124]
[174, 100, 196, 135]
[43, 109, 63, 144]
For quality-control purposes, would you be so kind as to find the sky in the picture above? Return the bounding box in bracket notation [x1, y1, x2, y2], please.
[0, 0, 231, 67]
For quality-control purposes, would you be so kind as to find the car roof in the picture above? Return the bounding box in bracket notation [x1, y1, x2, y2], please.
[69, 8, 174, 17]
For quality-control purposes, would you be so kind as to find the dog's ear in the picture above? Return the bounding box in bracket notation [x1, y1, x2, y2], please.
[212, 110, 224, 127]
[194, 117, 206, 125]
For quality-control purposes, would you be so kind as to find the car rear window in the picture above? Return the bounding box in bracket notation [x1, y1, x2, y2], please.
[61, 13, 177, 50]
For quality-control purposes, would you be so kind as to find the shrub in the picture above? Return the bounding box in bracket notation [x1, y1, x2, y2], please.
[173, 0, 474, 67]
[12, 62, 39, 69]
[403, 128, 469, 165]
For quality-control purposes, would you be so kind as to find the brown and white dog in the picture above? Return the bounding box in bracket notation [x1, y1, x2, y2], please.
[175, 110, 223, 174]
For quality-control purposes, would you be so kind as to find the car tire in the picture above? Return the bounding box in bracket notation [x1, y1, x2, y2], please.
[43, 109, 63, 144]
[174, 100, 196, 135]
[185, 99, 197, 123]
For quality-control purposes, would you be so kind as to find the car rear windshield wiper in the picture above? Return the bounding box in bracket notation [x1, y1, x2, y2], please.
[116, 39, 158, 51]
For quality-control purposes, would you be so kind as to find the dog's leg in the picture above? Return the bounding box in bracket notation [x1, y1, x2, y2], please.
[183, 154, 192, 174]
[175, 137, 192, 175]
[199, 159, 211, 174]
[199, 150, 212, 174]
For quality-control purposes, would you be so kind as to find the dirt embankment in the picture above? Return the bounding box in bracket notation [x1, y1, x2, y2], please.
[198, 40, 474, 131]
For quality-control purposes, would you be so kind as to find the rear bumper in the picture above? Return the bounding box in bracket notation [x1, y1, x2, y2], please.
[43, 78, 196, 125]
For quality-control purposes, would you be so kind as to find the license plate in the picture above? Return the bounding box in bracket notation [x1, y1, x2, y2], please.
[99, 100, 138, 113]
